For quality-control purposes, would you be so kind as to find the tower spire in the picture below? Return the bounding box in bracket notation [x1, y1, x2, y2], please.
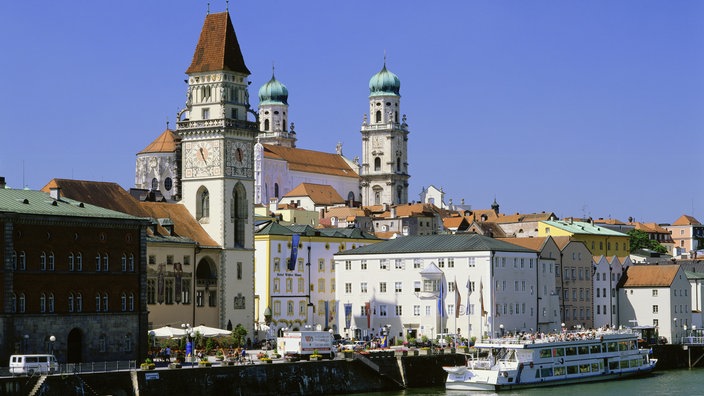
[207, 2, 210, 15]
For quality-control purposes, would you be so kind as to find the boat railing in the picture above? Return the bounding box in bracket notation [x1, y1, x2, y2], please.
[481, 327, 637, 346]
[680, 335, 704, 345]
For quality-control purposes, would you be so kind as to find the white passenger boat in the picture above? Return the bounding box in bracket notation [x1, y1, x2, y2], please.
[444, 328, 657, 391]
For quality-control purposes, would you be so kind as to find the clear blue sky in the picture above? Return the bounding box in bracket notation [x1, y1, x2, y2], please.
[1, 1, 702, 224]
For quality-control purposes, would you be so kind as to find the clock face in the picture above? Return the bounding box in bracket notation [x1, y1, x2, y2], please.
[184, 141, 221, 178]
[226, 140, 251, 178]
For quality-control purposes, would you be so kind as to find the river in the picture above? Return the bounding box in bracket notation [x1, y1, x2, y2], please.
[347, 368, 702, 396]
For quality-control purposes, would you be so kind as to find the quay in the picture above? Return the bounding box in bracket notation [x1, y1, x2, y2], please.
[1, 343, 699, 396]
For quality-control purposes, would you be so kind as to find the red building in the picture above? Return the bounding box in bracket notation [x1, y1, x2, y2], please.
[0, 179, 149, 364]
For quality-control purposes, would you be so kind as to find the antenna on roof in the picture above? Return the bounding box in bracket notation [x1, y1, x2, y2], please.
[166, 117, 170, 130]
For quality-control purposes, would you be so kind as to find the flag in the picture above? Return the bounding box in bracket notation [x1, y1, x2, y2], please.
[465, 275, 472, 315]
[438, 277, 446, 318]
[344, 303, 352, 329]
[365, 302, 371, 329]
[454, 277, 461, 319]
[479, 278, 486, 317]
[288, 234, 299, 270]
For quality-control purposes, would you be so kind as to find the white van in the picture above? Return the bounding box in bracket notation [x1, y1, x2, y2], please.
[9, 354, 58, 375]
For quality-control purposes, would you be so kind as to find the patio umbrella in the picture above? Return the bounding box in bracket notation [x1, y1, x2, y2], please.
[149, 325, 187, 339]
[192, 325, 232, 337]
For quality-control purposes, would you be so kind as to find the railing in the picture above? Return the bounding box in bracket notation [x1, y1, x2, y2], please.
[680, 336, 704, 345]
[59, 361, 137, 374]
[177, 118, 257, 131]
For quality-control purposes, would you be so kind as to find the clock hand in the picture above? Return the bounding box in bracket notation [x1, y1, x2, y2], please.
[199, 147, 207, 165]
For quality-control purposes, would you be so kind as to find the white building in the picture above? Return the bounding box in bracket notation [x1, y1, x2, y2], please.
[618, 264, 691, 344]
[254, 222, 380, 338]
[334, 234, 539, 343]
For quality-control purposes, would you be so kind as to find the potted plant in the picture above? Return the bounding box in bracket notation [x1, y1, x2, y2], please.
[215, 350, 224, 361]
[198, 357, 212, 367]
[140, 358, 155, 370]
[310, 349, 323, 361]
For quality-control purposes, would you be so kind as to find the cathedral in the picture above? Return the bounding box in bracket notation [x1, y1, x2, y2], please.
[135, 15, 411, 211]
[132, 9, 412, 331]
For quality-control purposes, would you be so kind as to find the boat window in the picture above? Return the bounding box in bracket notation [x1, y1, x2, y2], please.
[578, 346, 589, 355]
[580, 364, 591, 373]
[566, 347, 577, 356]
[590, 344, 601, 354]
[567, 365, 578, 375]
[540, 367, 553, 377]
[552, 347, 564, 357]
[540, 349, 552, 358]
[618, 342, 628, 351]
[620, 360, 629, 368]
[607, 342, 617, 352]
[553, 366, 566, 376]
[591, 362, 600, 372]
[609, 361, 619, 370]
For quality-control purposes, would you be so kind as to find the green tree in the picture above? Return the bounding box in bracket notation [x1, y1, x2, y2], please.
[628, 229, 667, 253]
[232, 324, 248, 347]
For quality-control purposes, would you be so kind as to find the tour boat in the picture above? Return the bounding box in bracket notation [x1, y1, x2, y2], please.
[444, 328, 657, 391]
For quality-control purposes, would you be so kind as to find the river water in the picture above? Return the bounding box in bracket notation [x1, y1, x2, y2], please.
[347, 368, 701, 396]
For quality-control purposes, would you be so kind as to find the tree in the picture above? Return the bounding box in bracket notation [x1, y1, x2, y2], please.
[628, 229, 667, 253]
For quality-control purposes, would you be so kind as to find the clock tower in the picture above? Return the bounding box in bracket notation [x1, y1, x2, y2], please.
[360, 61, 410, 206]
[178, 10, 256, 331]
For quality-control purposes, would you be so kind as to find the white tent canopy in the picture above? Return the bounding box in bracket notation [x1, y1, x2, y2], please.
[148, 326, 187, 339]
[191, 325, 232, 337]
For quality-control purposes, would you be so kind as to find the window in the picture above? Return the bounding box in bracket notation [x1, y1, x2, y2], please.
[196, 291, 204, 307]
[395, 305, 403, 316]
[182, 279, 190, 304]
[202, 108, 210, 119]
[413, 305, 421, 316]
[237, 262, 242, 280]
[298, 278, 304, 293]
[361, 260, 367, 270]
[232, 183, 247, 247]
[414, 258, 422, 269]
[360, 282, 367, 293]
[95, 253, 101, 271]
[395, 282, 402, 293]
[318, 279, 325, 292]
[374, 157, 381, 171]
[48, 293, 55, 313]
[40, 252, 47, 271]
[121, 254, 127, 272]
[165, 280, 174, 304]
[395, 259, 403, 269]
[147, 279, 156, 304]
[19, 251, 26, 270]
[345, 283, 352, 293]
[438, 258, 445, 268]
[68, 253, 74, 271]
[286, 278, 293, 292]
[652, 305, 659, 313]
[208, 290, 217, 307]
[40, 293, 47, 313]
[102, 293, 108, 312]
[345, 261, 352, 270]
[274, 258, 281, 272]
[379, 304, 388, 317]
[319, 259, 325, 272]
[48, 253, 54, 271]
[380, 282, 387, 293]
[103, 254, 109, 271]
[198, 188, 210, 220]
[121, 293, 127, 312]
[95, 293, 101, 312]
[380, 259, 388, 270]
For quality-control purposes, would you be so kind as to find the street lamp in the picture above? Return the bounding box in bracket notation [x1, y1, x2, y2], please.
[49, 335, 56, 355]
[499, 324, 504, 337]
[23, 335, 29, 353]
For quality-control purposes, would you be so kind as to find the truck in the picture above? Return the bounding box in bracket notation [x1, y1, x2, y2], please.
[276, 331, 335, 361]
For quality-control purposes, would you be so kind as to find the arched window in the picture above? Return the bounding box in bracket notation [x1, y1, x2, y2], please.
[375, 110, 382, 123]
[103, 254, 109, 271]
[76, 253, 83, 271]
[95, 293, 101, 312]
[40, 252, 47, 271]
[48, 293, 55, 313]
[264, 119, 270, 131]
[129, 254, 135, 272]
[347, 191, 355, 203]
[197, 188, 210, 221]
[151, 178, 159, 191]
[19, 293, 26, 312]
[374, 190, 381, 205]
[40, 293, 47, 313]
[68, 292, 75, 312]
[233, 183, 247, 248]
[11, 293, 17, 313]
[121, 292, 127, 312]
[121, 254, 127, 272]
[395, 111, 398, 123]
[48, 252, 55, 271]
[283, 118, 287, 131]
[374, 157, 381, 172]
[76, 293, 83, 312]
[103, 292, 109, 312]
[274, 183, 279, 198]
[129, 292, 135, 311]
[396, 157, 401, 172]
[397, 187, 403, 204]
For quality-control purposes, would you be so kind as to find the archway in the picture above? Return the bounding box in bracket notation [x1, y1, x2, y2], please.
[67, 328, 83, 363]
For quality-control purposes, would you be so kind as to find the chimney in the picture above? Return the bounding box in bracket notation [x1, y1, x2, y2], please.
[50, 187, 61, 201]
[390, 206, 396, 218]
[0, 177, 5, 189]
[269, 198, 278, 214]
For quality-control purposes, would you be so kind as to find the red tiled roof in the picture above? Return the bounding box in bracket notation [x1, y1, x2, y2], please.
[672, 215, 701, 226]
[138, 129, 180, 154]
[621, 264, 679, 287]
[283, 183, 345, 206]
[41, 179, 150, 217]
[263, 144, 358, 179]
[186, 12, 250, 74]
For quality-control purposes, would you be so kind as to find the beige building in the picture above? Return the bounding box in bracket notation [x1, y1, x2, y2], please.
[664, 215, 703, 258]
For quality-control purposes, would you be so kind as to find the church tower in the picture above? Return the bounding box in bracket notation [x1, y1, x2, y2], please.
[257, 70, 297, 148]
[360, 62, 410, 206]
[178, 11, 256, 331]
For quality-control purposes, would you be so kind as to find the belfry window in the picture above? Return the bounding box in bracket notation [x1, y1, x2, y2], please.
[375, 110, 382, 123]
[374, 157, 381, 172]
[233, 183, 247, 247]
[197, 188, 210, 221]
[264, 119, 270, 131]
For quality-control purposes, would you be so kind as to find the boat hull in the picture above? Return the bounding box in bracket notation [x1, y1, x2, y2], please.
[445, 362, 657, 391]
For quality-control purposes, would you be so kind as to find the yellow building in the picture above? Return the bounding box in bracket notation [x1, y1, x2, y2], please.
[538, 219, 630, 256]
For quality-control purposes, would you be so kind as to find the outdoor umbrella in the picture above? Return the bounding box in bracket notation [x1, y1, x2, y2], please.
[191, 325, 232, 337]
[149, 325, 187, 339]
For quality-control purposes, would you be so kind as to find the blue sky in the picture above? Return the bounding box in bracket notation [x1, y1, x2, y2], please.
[1, 1, 702, 224]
